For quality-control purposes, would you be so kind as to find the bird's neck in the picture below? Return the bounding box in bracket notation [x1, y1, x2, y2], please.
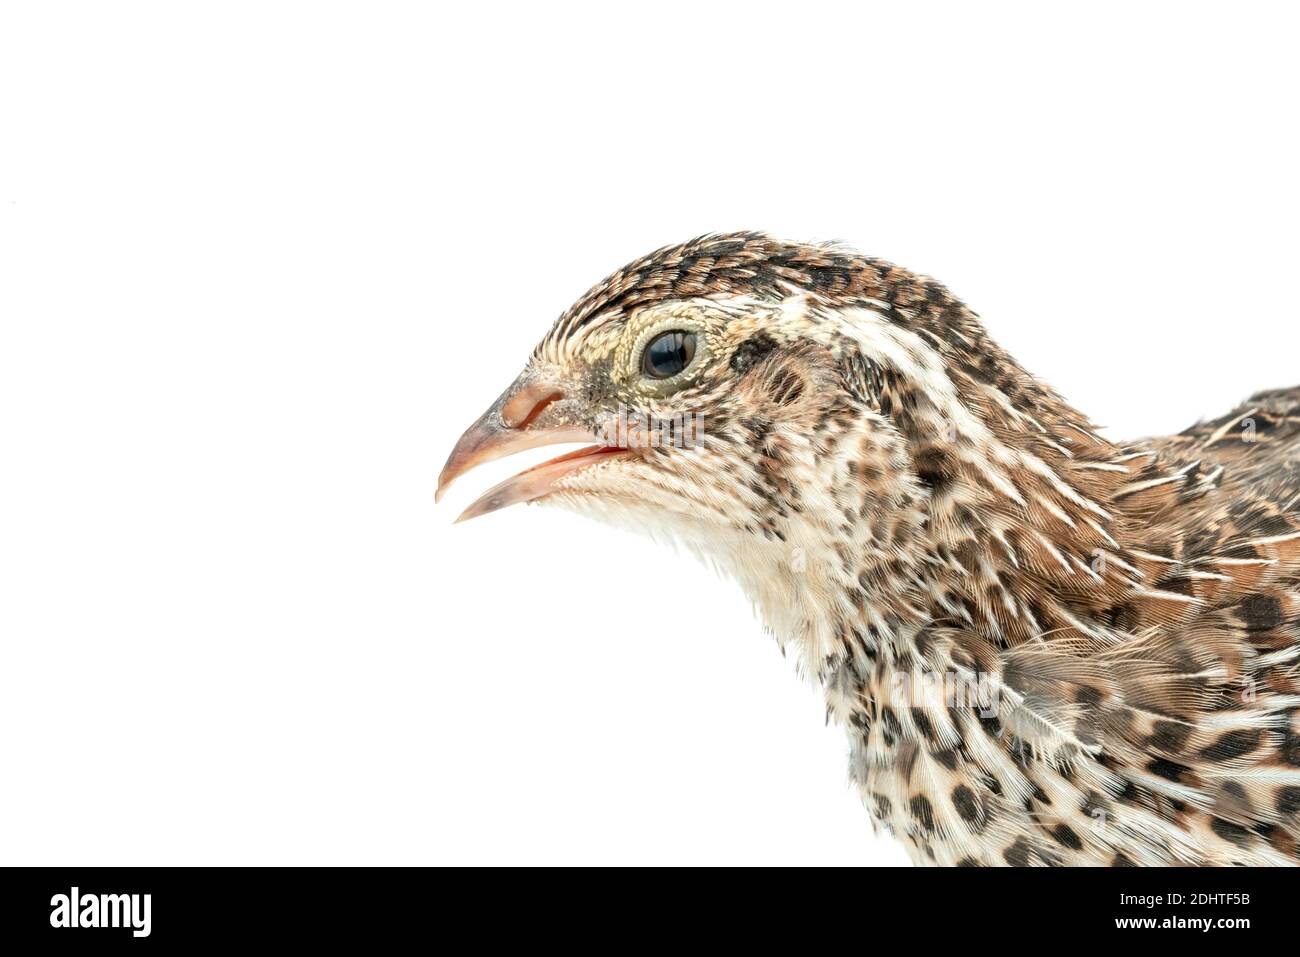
[749, 394, 1189, 682]
[714, 290, 1215, 689]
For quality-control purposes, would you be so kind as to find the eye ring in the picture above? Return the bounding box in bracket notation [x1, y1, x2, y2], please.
[641, 330, 698, 380]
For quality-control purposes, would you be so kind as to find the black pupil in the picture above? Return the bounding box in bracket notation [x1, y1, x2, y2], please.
[642, 331, 696, 379]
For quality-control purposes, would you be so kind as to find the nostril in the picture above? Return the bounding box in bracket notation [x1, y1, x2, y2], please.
[501, 386, 564, 430]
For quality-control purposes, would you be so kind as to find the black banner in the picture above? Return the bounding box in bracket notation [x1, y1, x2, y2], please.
[0, 865, 1288, 946]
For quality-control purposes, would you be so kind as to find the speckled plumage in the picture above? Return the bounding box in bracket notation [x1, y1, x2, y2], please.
[443, 232, 1300, 865]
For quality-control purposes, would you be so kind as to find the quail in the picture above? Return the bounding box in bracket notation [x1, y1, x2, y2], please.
[439, 233, 1300, 865]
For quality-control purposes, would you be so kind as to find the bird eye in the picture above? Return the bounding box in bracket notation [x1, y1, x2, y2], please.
[641, 330, 697, 380]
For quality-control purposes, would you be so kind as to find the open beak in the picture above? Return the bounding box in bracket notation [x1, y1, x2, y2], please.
[437, 381, 627, 522]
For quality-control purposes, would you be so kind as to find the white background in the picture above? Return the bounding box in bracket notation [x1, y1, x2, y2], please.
[2, 3, 1297, 866]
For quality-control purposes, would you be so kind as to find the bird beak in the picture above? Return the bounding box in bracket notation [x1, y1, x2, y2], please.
[437, 380, 626, 522]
